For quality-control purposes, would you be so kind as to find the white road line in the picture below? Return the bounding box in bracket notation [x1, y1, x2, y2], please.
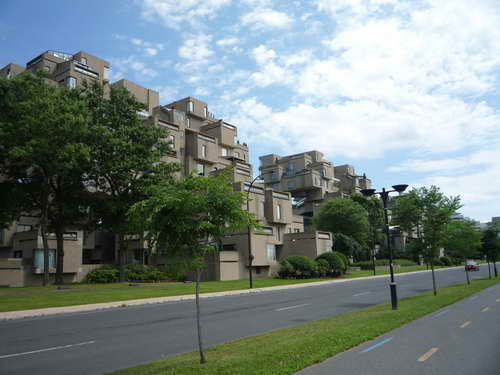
[275, 303, 310, 311]
[0, 340, 96, 360]
[353, 292, 371, 297]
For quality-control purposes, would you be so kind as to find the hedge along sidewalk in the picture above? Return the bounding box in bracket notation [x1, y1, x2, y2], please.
[108, 278, 500, 375]
[0, 265, 462, 320]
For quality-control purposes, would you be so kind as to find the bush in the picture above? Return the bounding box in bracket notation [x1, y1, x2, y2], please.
[316, 259, 330, 277]
[395, 259, 417, 267]
[439, 256, 452, 266]
[316, 252, 344, 276]
[333, 251, 349, 273]
[285, 256, 317, 278]
[125, 264, 168, 282]
[278, 260, 295, 279]
[85, 265, 119, 283]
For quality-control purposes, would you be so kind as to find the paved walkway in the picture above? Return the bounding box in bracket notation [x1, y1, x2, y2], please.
[0, 267, 461, 321]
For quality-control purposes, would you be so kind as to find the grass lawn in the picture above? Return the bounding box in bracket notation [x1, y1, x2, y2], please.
[108, 278, 500, 375]
[0, 265, 450, 312]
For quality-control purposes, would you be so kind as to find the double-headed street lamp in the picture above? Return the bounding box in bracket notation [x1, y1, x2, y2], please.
[246, 171, 272, 288]
[361, 184, 408, 310]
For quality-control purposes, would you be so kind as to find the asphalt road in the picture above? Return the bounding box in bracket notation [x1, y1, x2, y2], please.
[0, 265, 496, 375]
[296, 279, 500, 375]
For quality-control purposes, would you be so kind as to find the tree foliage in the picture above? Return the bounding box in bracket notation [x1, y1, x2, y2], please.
[314, 198, 370, 247]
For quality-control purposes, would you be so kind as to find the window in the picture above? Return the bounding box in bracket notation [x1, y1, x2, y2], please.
[0, 229, 3, 244]
[204, 107, 207, 117]
[201, 145, 207, 158]
[197, 163, 205, 176]
[222, 244, 236, 251]
[186, 117, 191, 128]
[187, 101, 194, 112]
[234, 151, 240, 158]
[261, 227, 273, 235]
[315, 176, 319, 185]
[266, 244, 276, 261]
[103, 66, 110, 80]
[277, 205, 282, 220]
[234, 135, 237, 144]
[168, 135, 175, 150]
[13, 250, 23, 258]
[288, 162, 295, 172]
[260, 201, 265, 217]
[66, 76, 76, 89]
[221, 147, 228, 156]
[33, 248, 56, 269]
[16, 224, 33, 233]
[80, 57, 88, 65]
[43, 65, 50, 72]
[277, 226, 281, 241]
[173, 110, 185, 122]
[287, 180, 295, 190]
[294, 228, 300, 233]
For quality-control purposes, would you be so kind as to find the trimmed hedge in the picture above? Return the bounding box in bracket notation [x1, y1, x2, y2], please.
[315, 252, 344, 276]
[352, 258, 418, 270]
[332, 251, 349, 273]
[285, 256, 317, 278]
[85, 264, 169, 283]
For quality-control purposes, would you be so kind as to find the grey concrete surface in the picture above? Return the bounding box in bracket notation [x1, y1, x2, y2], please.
[0, 265, 496, 375]
[296, 279, 500, 375]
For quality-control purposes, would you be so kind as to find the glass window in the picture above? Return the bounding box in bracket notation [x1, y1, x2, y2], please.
[234, 151, 240, 158]
[16, 224, 33, 232]
[201, 145, 207, 158]
[168, 135, 175, 150]
[186, 117, 191, 128]
[103, 66, 110, 80]
[0, 229, 4, 244]
[33, 248, 56, 269]
[260, 201, 265, 217]
[66, 76, 76, 89]
[266, 244, 276, 261]
[204, 107, 207, 117]
[221, 147, 228, 156]
[294, 228, 300, 233]
[197, 163, 205, 176]
[13, 250, 23, 258]
[288, 162, 295, 172]
[287, 180, 295, 190]
[187, 101, 194, 112]
[81, 57, 88, 65]
[277, 205, 282, 220]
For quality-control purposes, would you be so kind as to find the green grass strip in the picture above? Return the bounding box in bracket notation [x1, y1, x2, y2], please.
[108, 278, 500, 375]
[0, 265, 451, 312]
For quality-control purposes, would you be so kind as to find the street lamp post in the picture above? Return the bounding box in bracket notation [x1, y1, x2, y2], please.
[361, 184, 408, 310]
[246, 171, 272, 288]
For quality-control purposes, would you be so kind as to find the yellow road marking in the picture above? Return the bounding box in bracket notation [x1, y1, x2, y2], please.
[481, 307, 490, 312]
[460, 321, 471, 328]
[418, 348, 439, 362]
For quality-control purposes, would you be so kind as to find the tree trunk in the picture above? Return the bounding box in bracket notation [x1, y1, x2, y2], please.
[494, 259, 498, 278]
[430, 259, 437, 296]
[195, 268, 207, 364]
[465, 263, 470, 285]
[118, 233, 126, 282]
[487, 259, 492, 279]
[55, 229, 65, 285]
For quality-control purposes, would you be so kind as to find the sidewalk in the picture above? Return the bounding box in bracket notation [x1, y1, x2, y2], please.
[0, 266, 461, 321]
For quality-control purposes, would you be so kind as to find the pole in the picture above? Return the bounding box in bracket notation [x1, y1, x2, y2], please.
[246, 174, 262, 289]
[382, 188, 398, 310]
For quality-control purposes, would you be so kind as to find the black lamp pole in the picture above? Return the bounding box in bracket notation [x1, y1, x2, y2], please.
[246, 171, 271, 288]
[361, 184, 408, 310]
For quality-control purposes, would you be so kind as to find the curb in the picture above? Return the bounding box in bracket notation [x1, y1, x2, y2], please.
[0, 266, 463, 321]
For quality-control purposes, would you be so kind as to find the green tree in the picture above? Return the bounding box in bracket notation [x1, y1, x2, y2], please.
[0, 73, 93, 285]
[331, 233, 363, 262]
[314, 198, 370, 247]
[351, 193, 384, 271]
[417, 186, 462, 295]
[83, 82, 177, 282]
[444, 219, 482, 284]
[128, 171, 257, 364]
[481, 224, 500, 278]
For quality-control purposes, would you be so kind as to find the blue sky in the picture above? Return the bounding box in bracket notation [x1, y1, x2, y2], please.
[2, 0, 500, 222]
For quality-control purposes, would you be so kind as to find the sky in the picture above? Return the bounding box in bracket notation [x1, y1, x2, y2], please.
[1, 0, 500, 222]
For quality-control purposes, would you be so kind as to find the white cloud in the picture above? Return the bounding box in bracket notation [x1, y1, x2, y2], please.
[114, 35, 164, 58]
[176, 34, 215, 73]
[109, 56, 158, 80]
[240, 8, 293, 30]
[140, 0, 231, 29]
[216, 37, 240, 46]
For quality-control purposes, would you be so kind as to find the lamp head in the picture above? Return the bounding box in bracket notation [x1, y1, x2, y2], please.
[360, 188, 376, 197]
[392, 184, 409, 193]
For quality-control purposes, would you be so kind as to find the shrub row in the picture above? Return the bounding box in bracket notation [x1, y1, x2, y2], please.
[351, 258, 417, 270]
[278, 252, 348, 279]
[85, 264, 170, 283]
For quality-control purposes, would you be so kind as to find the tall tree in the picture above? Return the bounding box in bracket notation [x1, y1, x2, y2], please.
[444, 219, 482, 284]
[83, 82, 177, 282]
[0, 73, 93, 285]
[314, 198, 370, 247]
[417, 186, 462, 295]
[128, 171, 257, 364]
[481, 224, 500, 278]
[351, 193, 384, 270]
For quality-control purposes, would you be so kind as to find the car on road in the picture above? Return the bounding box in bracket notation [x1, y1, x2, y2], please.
[465, 260, 480, 271]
